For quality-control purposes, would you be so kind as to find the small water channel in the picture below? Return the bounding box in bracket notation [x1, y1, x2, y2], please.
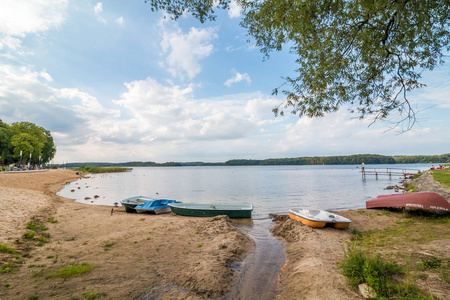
[224, 218, 285, 299]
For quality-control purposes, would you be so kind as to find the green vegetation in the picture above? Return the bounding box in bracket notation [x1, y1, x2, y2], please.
[0, 244, 15, 254]
[430, 168, 450, 188]
[146, 1, 450, 129]
[47, 217, 58, 223]
[23, 231, 36, 240]
[45, 262, 96, 280]
[63, 153, 450, 167]
[341, 211, 449, 298]
[103, 242, 115, 251]
[26, 219, 47, 231]
[0, 119, 55, 166]
[77, 166, 131, 174]
[82, 291, 107, 299]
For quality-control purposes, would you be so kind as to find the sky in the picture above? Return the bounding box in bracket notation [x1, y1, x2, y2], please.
[0, 0, 449, 164]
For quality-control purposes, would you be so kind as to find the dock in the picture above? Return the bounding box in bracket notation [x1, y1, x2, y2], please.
[361, 168, 420, 179]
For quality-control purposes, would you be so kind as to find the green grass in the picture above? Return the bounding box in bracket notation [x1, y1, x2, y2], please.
[341, 211, 449, 299]
[77, 166, 131, 174]
[431, 168, 450, 188]
[45, 262, 96, 280]
[103, 242, 115, 251]
[340, 244, 434, 299]
[0, 244, 15, 254]
[23, 231, 36, 240]
[26, 219, 48, 231]
[82, 291, 106, 299]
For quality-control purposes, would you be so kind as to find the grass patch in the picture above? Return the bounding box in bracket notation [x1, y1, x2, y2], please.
[47, 217, 58, 223]
[341, 211, 449, 298]
[26, 219, 47, 231]
[23, 231, 36, 240]
[0, 263, 18, 273]
[0, 244, 15, 254]
[103, 242, 115, 251]
[82, 291, 107, 299]
[77, 166, 131, 174]
[431, 168, 450, 188]
[45, 262, 95, 280]
[340, 244, 433, 298]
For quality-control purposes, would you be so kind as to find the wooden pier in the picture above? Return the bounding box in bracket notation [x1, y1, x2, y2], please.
[361, 168, 420, 179]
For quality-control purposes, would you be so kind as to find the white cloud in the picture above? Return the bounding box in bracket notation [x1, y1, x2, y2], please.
[116, 16, 125, 26]
[94, 2, 103, 14]
[159, 19, 218, 80]
[94, 2, 107, 23]
[224, 69, 251, 87]
[113, 77, 256, 142]
[228, 1, 241, 18]
[0, 0, 67, 37]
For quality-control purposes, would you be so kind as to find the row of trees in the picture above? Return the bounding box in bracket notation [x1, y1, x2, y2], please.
[224, 154, 398, 166]
[63, 154, 449, 168]
[0, 119, 56, 166]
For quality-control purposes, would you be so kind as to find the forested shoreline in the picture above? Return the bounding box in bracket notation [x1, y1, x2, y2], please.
[62, 153, 450, 168]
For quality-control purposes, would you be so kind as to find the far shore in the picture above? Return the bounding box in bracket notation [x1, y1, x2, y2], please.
[0, 169, 448, 299]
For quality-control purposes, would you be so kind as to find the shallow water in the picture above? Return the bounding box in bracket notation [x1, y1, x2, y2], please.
[58, 164, 430, 298]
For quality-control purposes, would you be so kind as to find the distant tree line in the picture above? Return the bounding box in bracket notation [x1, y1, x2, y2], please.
[62, 153, 449, 168]
[0, 119, 56, 166]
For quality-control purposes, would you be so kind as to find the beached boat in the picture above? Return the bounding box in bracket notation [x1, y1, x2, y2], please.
[121, 196, 155, 213]
[366, 192, 450, 212]
[168, 203, 253, 218]
[135, 199, 182, 214]
[288, 209, 352, 229]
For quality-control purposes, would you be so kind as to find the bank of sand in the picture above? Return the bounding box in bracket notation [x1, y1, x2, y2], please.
[0, 170, 449, 299]
[0, 170, 253, 299]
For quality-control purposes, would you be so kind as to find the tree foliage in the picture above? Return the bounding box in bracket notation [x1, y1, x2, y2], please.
[0, 120, 56, 165]
[146, 0, 450, 129]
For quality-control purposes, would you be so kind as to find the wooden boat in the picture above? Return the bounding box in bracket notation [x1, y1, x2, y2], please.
[168, 203, 253, 218]
[366, 192, 450, 212]
[288, 209, 352, 229]
[135, 199, 182, 214]
[121, 196, 155, 213]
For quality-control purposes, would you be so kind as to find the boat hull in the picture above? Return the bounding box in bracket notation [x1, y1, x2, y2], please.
[169, 203, 253, 218]
[121, 196, 155, 213]
[135, 200, 181, 214]
[289, 209, 352, 229]
[366, 192, 450, 212]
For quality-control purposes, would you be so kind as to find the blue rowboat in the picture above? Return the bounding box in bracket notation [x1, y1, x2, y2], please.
[121, 196, 155, 213]
[168, 203, 253, 218]
[135, 199, 182, 214]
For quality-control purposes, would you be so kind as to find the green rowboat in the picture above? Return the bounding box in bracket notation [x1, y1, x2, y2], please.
[168, 203, 253, 218]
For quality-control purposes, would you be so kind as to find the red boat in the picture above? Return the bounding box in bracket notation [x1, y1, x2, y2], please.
[366, 192, 450, 212]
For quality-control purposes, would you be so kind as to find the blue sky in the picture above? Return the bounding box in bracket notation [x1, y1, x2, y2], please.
[1, 0, 449, 164]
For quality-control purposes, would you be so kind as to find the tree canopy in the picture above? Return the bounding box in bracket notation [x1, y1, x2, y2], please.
[146, 0, 450, 129]
[0, 120, 56, 165]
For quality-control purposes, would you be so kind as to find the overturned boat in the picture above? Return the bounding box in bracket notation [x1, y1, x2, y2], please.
[366, 192, 450, 212]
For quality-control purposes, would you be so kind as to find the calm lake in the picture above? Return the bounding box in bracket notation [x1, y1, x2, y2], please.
[58, 164, 431, 217]
[57, 164, 431, 299]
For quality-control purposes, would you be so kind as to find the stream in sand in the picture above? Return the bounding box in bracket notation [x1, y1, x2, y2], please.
[58, 164, 431, 298]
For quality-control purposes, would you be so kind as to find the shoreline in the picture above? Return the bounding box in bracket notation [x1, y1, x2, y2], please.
[1, 169, 448, 299]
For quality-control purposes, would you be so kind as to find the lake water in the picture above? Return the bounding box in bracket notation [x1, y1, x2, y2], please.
[57, 164, 430, 299]
[58, 164, 430, 217]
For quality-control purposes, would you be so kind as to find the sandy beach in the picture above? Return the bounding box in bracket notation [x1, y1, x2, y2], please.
[0, 170, 253, 299]
[0, 170, 449, 299]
